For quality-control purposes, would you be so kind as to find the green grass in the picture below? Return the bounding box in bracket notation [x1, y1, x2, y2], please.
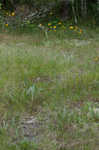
[0, 27, 99, 150]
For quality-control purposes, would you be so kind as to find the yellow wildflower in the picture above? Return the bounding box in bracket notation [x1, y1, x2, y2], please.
[39, 24, 42, 26]
[5, 24, 8, 27]
[48, 23, 51, 26]
[69, 26, 74, 30]
[11, 12, 15, 16]
[53, 26, 56, 29]
[58, 22, 62, 25]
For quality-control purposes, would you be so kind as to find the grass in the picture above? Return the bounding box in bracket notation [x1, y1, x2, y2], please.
[0, 26, 99, 150]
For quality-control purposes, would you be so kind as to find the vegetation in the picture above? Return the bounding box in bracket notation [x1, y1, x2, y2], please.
[0, 1, 99, 150]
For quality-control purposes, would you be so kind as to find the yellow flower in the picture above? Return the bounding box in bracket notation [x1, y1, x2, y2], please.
[53, 26, 56, 29]
[69, 26, 74, 30]
[11, 12, 15, 16]
[39, 24, 42, 26]
[5, 24, 8, 27]
[58, 22, 62, 25]
[48, 23, 51, 26]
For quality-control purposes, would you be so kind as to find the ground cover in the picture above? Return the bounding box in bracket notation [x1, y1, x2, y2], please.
[0, 27, 99, 150]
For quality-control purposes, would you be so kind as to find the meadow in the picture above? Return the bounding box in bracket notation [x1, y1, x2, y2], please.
[0, 25, 99, 150]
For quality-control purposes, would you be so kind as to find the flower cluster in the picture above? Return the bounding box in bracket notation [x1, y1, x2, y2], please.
[6, 12, 15, 17]
[38, 21, 83, 35]
[2, 8, 83, 36]
[4, 12, 15, 27]
[69, 25, 83, 34]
